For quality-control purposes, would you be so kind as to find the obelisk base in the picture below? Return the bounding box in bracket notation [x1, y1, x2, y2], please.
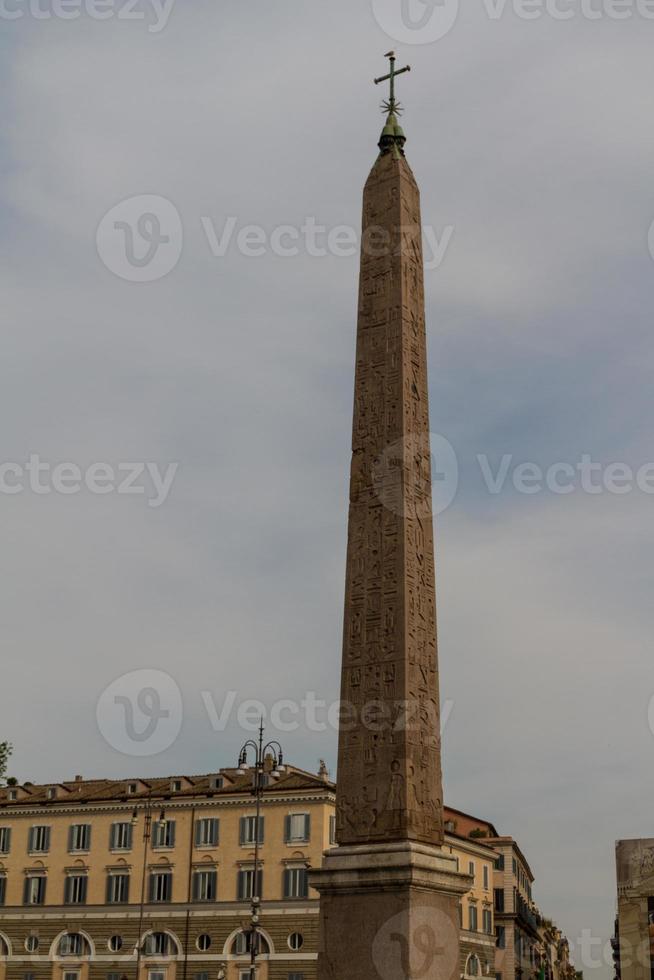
[310, 842, 471, 980]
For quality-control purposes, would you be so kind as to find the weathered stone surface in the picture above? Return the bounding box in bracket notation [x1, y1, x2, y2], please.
[336, 147, 443, 849]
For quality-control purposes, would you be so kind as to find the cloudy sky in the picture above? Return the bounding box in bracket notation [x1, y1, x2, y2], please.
[2, 0, 654, 972]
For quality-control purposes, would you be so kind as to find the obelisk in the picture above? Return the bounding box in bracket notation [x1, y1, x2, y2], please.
[310, 56, 470, 979]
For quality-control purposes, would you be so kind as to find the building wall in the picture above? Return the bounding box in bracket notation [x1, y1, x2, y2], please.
[616, 838, 654, 980]
[0, 772, 335, 980]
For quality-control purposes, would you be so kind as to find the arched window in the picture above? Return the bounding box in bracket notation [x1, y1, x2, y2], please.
[58, 934, 90, 957]
[466, 955, 481, 977]
[231, 932, 270, 957]
[0, 937, 8, 957]
[142, 933, 177, 957]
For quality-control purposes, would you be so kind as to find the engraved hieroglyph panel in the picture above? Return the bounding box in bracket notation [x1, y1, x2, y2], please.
[336, 151, 444, 847]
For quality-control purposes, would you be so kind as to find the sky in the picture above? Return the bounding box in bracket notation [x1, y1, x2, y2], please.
[2, 0, 654, 974]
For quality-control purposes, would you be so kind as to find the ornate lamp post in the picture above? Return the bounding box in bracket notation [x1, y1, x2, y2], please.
[132, 793, 166, 980]
[236, 724, 285, 980]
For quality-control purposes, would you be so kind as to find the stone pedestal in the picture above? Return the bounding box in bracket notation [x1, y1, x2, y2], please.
[310, 843, 472, 980]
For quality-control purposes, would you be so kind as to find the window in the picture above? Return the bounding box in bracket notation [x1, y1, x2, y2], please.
[0, 828, 11, 854]
[231, 932, 270, 957]
[63, 972, 80, 980]
[171, 780, 182, 792]
[110, 822, 133, 851]
[149, 871, 173, 903]
[469, 904, 478, 932]
[237, 868, 263, 901]
[106, 873, 130, 904]
[239, 816, 264, 846]
[195, 819, 219, 848]
[47, 788, 57, 800]
[25, 936, 39, 953]
[0, 876, 5, 905]
[143, 933, 173, 957]
[483, 865, 489, 890]
[152, 820, 176, 849]
[192, 869, 217, 902]
[196, 935, 211, 952]
[496, 926, 506, 949]
[64, 875, 88, 905]
[494, 888, 504, 912]
[512, 858, 517, 875]
[329, 815, 337, 845]
[283, 868, 308, 900]
[495, 854, 505, 871]
[288, 975, 306, 980]
[467, 956, 481, 978]
[8, 790, 17, 801]
[284, 814, 310, 843]
[148, 972, 166, 980]
[108, 973, 122, 980]
[288, 933, 304, 952]
[108, 936, 123, 953]
[209, 776, 223, 790]
[194, 974, 209, 980]
[69, 825, 91, 853]
[58, 934, 89, 957]
[127, 783, 138, 795]
[483, 909, 492, 934]
[468, 861, 475, 878]
[28, 826, 50, 853]
[23, 876, 46, 905]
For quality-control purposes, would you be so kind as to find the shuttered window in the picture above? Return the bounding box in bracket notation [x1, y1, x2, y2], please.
[284, 814, 310, 843]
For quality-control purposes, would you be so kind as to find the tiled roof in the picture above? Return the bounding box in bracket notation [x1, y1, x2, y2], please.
[0, 767, 335, 808]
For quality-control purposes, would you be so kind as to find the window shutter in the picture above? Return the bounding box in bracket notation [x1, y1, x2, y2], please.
[40, 878, 46, 904]
[44, 828, 51, 851]
[85, 825, 91, 850]
[256, 870, 263, 898]
[304, 814, 311, 840]
[194, 821, 202, 847]
[106, 875, 113, 904]
[284, 816, 291, 843]
[148, 874, 155, 903]
[212, 819, 219, 845]
[283, 869, 290, 899]
[81, 877, 88, 903]
[239, 818, 246, 846]
[68, 827, 74, 852]
[237, 871, 245, 901]
[3, 828, 10, 853]
[110, 824, 116, 849]
[258, 817, 264, 844]
[168, 822, 176, 847]
[28, 828, 35, 852]
[23, 877, 30, 905]
[126, 823, 133, 849]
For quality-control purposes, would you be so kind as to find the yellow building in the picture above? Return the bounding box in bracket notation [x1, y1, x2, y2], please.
[0, 772, 501, 980]
[0, 765, 335, 980]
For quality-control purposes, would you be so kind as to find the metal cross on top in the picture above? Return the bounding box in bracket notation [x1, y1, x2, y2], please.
[374, 50, 411, 114]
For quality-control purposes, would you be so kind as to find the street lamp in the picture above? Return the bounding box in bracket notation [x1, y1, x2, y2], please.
[132, 793, 166, 980]
[236, 723, 285, 980]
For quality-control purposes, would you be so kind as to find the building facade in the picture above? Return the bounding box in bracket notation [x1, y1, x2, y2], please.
[0, 770, 571, 980]
[615, 838, 654, 980]
[0, 767, 335, 980]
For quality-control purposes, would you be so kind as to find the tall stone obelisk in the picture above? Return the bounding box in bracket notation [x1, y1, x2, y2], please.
[310, 56, 470, 979]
